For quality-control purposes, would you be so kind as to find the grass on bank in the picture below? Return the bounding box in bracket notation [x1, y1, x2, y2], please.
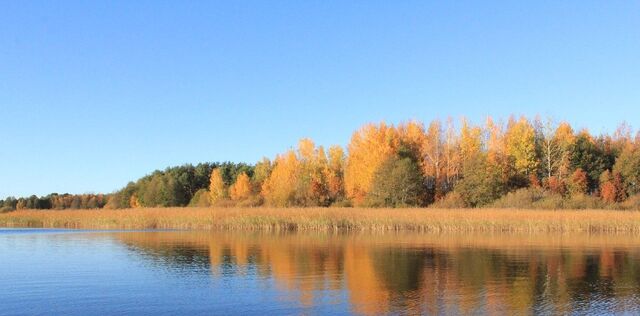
[1, 207, 640, 233]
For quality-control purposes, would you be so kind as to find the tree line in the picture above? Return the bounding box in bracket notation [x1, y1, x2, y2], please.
[3, 116, 640, 211]
[0, 194, 108, 212]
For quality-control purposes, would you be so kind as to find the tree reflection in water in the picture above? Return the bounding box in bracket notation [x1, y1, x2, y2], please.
[117, 232, 640, 315]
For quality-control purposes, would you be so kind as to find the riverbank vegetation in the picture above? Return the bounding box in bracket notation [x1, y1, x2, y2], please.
[2, 208, 640, 233]
[3, 116, 640, 212]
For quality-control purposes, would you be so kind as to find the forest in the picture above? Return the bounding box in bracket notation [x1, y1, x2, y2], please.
[2, 115, 640, 212]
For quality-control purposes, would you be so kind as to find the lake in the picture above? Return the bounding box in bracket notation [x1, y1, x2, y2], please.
[2, 229, 640, 315]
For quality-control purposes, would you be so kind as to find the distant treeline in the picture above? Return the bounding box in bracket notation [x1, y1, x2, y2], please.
[0, 162, 251, 212]
[3, 116, 640, 211]
[0, 194, 108, 212]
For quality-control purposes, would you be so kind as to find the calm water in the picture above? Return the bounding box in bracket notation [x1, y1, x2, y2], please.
[2, 229, 640, 315]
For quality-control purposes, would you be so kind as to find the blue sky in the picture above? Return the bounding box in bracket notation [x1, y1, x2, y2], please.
[1, 1, 639, 198]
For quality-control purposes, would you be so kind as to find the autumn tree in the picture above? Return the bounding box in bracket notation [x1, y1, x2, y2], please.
[229, 172, 252, 201]
[546, 177, 567, 196]
[345, 123, 400, 205]
[253, 158, 272, 183]
[261, 139, 342, 207]
[485, 117, 511, 185]
[209, 168, 227, 204]
[536, 117, 561, 180]
[443, 117, 460, 192]
[295, 139, 331, 206]
[261, 150, 299, 207]
[324, 145, 346, 203]
[570, 132, 608, 192]
[553, 122, 576, 182]
[567, 168, 588, 196]
[397, 121, 427, 164]
[613, 144, 640, 196]
[459, 118, 483, 167]
[422, 120, 447, 198]
[599, 170, 625, 203]
[505, 116, 538, 186]
[612, 122, 633, 153]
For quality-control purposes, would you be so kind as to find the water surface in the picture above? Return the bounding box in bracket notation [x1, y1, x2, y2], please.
[2, 229, 640, 315]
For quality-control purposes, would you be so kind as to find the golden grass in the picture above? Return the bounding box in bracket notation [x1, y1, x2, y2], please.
[1, 207, 640, 233]
[115, 230, 640, 252]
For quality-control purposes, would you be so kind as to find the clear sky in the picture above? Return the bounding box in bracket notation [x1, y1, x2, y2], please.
[1, 1, 639, 198]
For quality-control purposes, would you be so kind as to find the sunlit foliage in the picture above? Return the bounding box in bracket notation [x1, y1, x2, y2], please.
[209, 169, 227, 204]
[345, 123, 400, 205]
[230, 172, 252, 201]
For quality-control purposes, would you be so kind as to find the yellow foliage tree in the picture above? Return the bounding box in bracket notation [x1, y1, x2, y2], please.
[325, 145, 345, 202]
[297, 139, 332, 206]
[485, 117, 511, 181]
[554, 122, 576, 181]
[345, 122, 400, 205]
[397, 120, 426, 162]
[229, 172, 252, 201]
[209, 168, 227, 204]
[443, 117, 461, 190]
[423, 120, 443, 182]
[459, 118, 483, 171]
[505, 116, 538, 176]
[252, 157, 272, 190]
[311, 145, 332, 204]
[260, 139, 340, 207]
[261, 150, 299, 206]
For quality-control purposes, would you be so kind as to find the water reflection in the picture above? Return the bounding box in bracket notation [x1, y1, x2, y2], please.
[116, 232, 640, 315]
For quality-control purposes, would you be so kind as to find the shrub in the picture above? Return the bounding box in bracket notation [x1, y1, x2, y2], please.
[188, 189, 212, 207]
[616, 194, 640, 210]
[430, 192, 466, 209]
[330, 199, 353, 208]
[531, 194, 565, 210]
[236, 196, 263, 208]
[0, 206, 15, 213]
[563, 193, 603, 209]
[489, 187, 547, 209]
[488, 187, 606, 210]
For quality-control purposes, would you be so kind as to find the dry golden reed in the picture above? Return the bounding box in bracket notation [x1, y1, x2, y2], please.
[1, 207, 640, 233]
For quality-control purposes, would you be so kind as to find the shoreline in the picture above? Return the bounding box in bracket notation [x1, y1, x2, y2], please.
[2, 207, 640, 234]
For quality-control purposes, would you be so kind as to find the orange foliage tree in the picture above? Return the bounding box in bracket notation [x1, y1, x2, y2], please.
[568, 168, 588, 196]
[261, 150, 299, 207]
[230, 172, 252, 201]
[599, 170, 626, 203]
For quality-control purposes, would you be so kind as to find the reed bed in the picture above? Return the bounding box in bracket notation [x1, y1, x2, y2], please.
[1, 207, 640, 233]
[114, 230, 640, 253]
